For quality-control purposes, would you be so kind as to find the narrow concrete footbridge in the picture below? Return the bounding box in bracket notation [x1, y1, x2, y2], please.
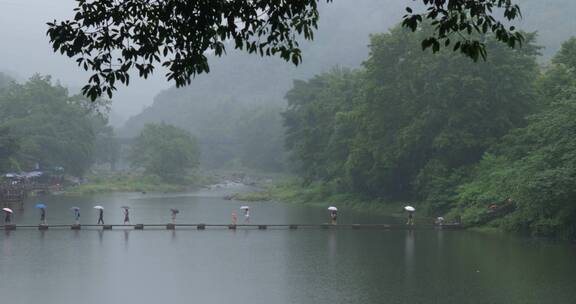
[1, 223, 463, 231]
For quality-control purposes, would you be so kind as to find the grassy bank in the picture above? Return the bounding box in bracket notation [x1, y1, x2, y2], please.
[231, 178, 408, 218]
[65, 172, 214, 195]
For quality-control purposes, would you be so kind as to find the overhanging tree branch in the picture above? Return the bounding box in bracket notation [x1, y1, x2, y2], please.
[46, 0, 523, 100]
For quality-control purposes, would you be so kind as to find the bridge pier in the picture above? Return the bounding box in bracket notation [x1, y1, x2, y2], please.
[228, 224, 236, 230]
[71, 224, 81, 230]
[134, 224, 144, 230]
[103, 225, 113, 230]
[166, 223, 175, 230]
[38, 224, 48, 230]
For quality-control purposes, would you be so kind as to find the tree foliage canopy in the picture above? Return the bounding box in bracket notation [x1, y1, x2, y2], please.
[47, 0, 524, 100]
[0, 75, 110, 176]
[130, 123, 200, 181]
[284, 26, 539, 205]
[456, 37, 576, 237]
[284, 29, 576, 238]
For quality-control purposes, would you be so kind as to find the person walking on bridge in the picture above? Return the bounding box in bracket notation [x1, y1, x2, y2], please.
[3, 208, 13, 224]
[72, 207, 81, 225]
[122, 207, 130, 224]
[232, 212, 238, 225]
[170, 208, 179, 224]
[36, 203, 47, 225]
[40, 207, 47, 225]
[94, 206, 104, 224]
[404, 206, 415, 225]
[328, 206, 338, 225]
[240, 206, 250, 223]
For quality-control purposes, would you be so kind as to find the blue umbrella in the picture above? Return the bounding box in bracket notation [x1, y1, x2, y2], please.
[35, 203, 46, 209]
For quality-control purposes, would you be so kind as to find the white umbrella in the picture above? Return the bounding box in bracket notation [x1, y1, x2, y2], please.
[404, 206, 416, 212]
[93, 206, 104, 210]
[328, 206, 338, 211]
[240, 206, 250, 210]
[2, 208, 13, 213]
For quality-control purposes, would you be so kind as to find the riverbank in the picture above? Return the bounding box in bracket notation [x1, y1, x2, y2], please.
[64, 172, 215, 195]
[229, 178, 410, 219]
[230, 178, 518, 234]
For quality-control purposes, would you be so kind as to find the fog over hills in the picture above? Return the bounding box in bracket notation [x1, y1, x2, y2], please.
[120, 0, 576, 137]
[0, 0, 573, 131]
[118, 0, 404, 137]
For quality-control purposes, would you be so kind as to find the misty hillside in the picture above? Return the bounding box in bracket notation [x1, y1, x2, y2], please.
[117, 0, 576, 170]
[118, 0, 404, 137]
[121, 0, 576, 139]
[518, 0, 576, 57]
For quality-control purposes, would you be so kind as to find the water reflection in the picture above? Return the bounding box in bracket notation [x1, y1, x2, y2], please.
[326, 230, 337, 261]
[1, 191, 576, 304]
[404, 230, 415, 276]
[2, 230, 11, 256]
[124, 230, 131, 249]
[436, 229, 444, 251]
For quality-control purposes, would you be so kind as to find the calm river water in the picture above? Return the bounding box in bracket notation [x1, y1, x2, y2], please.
[1, 184, 576, 304]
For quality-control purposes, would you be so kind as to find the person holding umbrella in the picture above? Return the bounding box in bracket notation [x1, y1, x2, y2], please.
[122, 207, 130, 224]
[3, 208, 13, 224]
[36, 203, 47, 225]
[404, 206, 416, 225]
[94, 206, 104, 224]
[328, 206, 338, 225]
[72, 207, 81, 224]
[170, 208, 179, 224]
[435, 216, 445, 226]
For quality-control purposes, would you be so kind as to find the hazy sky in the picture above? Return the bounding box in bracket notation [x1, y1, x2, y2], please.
[0, 0, 171, 125]
[0, 0, 390, 127]
[0, 0, 574, 127]
[0, 0, 396, 127]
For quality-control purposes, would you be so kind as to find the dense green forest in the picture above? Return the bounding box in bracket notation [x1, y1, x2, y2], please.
[130, 123, 200, 181]
[283, 25, 576, 238]
[455, 38, 576, 237]
[0, 75, 114, 176]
